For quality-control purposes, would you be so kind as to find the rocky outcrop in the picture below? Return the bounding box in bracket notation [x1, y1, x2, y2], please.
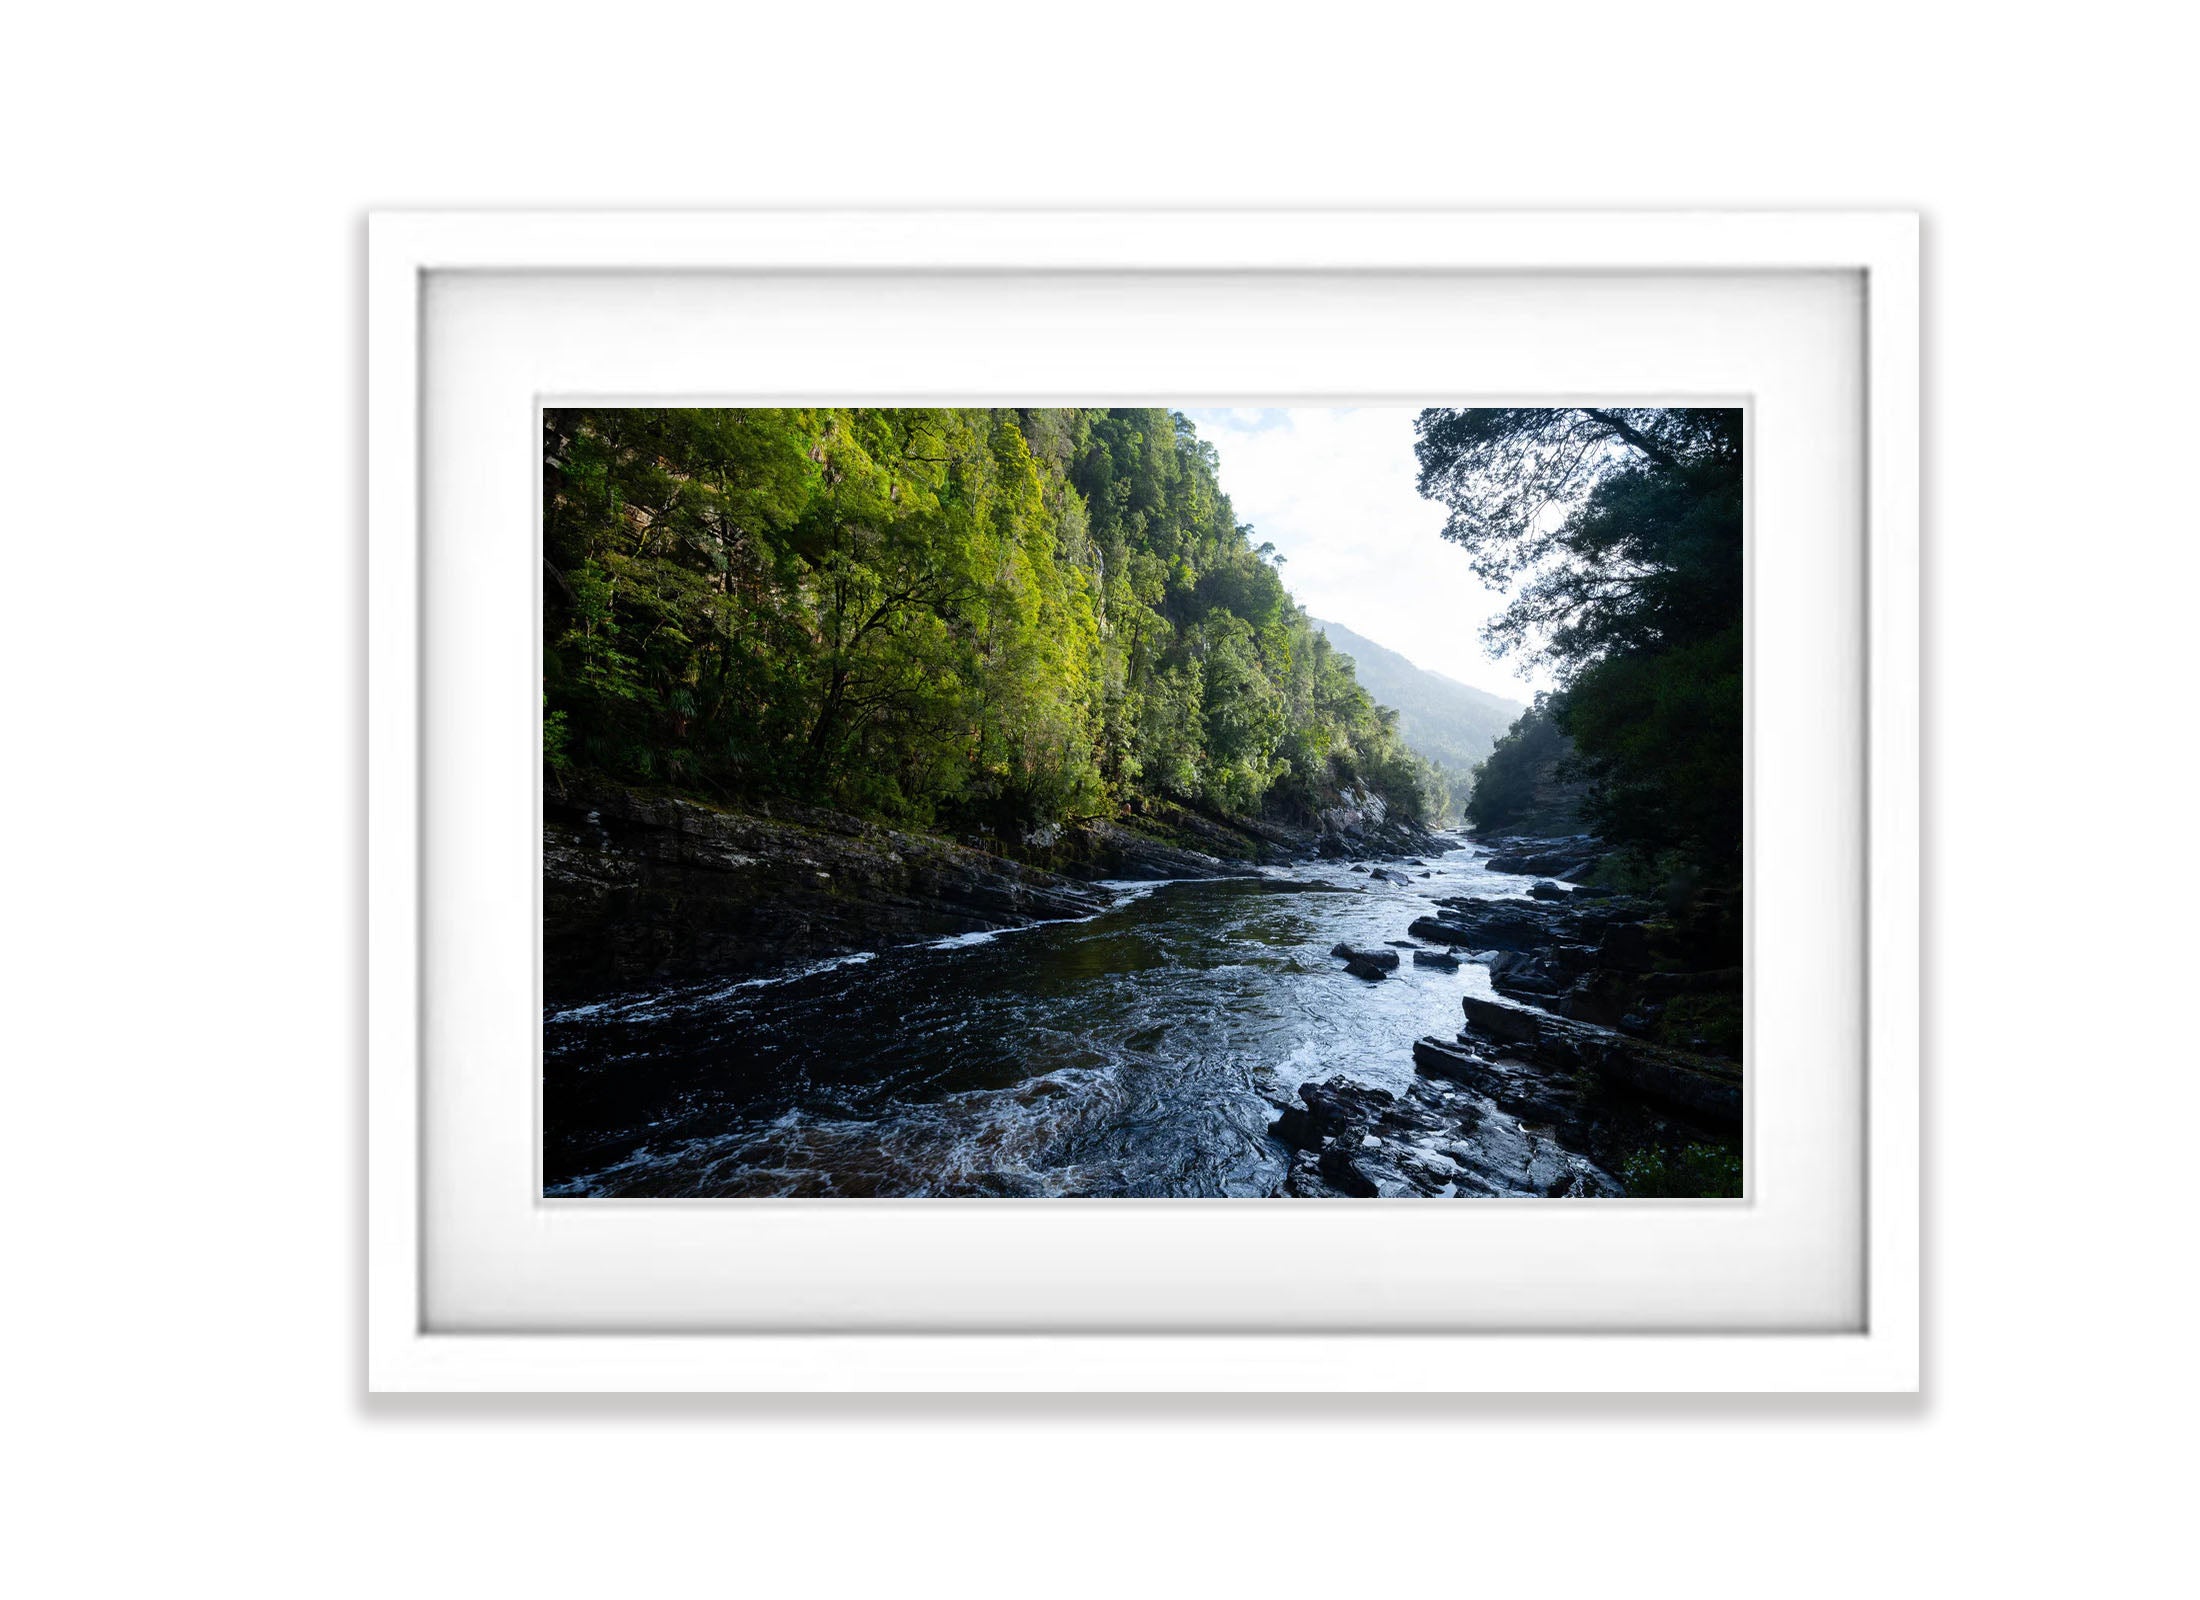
[1480, 834, 1606, 880]
[1400, 882, 1746, 1054]
[545, 782, 1112, 1001]
[1407, 901, 1559, 952]
[1023, 792, 1456, 881]
[1306, 784, 1460, 862]
[1375, 835, 1745, 1189]
[1041, 818, 1260, 883]
[1417, 991, 1742, 1143]
[1269, 1076, 1396, 1150]
[1268, 1072, 1618, 1199]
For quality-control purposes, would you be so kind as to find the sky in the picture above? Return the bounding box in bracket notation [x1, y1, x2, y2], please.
[1179, 407, 1550, 704]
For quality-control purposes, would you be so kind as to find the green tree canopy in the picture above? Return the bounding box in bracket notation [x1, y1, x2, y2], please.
[545, 407, 1436, 838]
[1416, 406, 1743, 871]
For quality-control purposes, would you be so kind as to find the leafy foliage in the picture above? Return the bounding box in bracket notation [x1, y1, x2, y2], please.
[1619, 1140, 1744, 1199]
[1462, 699, 1582, 835]
[544, 408, 1431, 834]
[1415, 407, 1743, 873]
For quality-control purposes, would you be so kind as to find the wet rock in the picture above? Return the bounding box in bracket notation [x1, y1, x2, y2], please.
[1327, 1130, 1445, 1198]
[1462, 995, 1545, 1045]
[1528, 880, 1569, 901]
[1317, 1144, 1382, 1197]
[1349, 864, 1369, 874]
[1412, 948, 1461, 969]
[1445, 1117, 1620, 1199]
[1412, 1035, 1491, 1087]
[1477, 834, 1606, 880]
[1343, 957, 1389, 981]
[1453, 997, 1743, 1133]
[1490, 964, 1568, 1000]
[1407, 916, 1471, 946]
[1273, 1065, 1627, 1200]
[1556, 971, 1633, 1027]
[1279, 1149, 1344, 1197]
[1069, 830, 1231, 882]
[1415, 900, 1555, 952]
[1270, 1076, 1396, 1150]
[1329, 942, 1400, 970]
[1268, 1104, 1319, 1147]
[1307, 1078, 1392, 1129]
[1412, 1037, 1581, 1128]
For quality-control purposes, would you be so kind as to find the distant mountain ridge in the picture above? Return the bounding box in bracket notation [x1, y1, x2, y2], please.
[1313, 618, 1524, 796]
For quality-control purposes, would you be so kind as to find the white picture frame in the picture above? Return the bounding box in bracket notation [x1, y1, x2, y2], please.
[368, 210, 1918, 1392]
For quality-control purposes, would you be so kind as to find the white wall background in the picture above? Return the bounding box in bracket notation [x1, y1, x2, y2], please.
[4, 3, 2190, 1594]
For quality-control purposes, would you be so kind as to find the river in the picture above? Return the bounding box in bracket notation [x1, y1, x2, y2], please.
[544, 836, 1561, 1197]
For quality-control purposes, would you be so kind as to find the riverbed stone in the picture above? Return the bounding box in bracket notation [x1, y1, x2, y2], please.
[1463, 995, 1544, 1045]
[1269, 1077, 1396, 1151]
[1317, 1144, 1382, 1197]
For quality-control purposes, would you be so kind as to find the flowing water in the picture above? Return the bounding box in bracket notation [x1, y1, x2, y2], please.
[544, 837, 1552, 1197]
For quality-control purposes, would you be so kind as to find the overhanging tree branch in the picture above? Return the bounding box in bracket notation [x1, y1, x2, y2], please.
[1581, 409, 1680, 469]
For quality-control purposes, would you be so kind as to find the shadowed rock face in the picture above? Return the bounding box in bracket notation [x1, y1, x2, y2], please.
[547, 778, 1460, 1002]
[545, 783, 1116, 1001]
[1417, 992, 1741, 1139]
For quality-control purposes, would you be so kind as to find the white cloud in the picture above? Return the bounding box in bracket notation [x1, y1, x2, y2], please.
[1180, 406, 1550, 702]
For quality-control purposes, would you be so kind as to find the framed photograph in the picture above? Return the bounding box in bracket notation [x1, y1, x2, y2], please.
[368, 210, 1917, 1391]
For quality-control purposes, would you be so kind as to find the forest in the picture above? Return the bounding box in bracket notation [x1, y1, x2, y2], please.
[1417, 407, 1744, 884]
[543, 407, 1435, 839]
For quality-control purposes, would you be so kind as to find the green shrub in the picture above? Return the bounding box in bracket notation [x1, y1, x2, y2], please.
[1620, 1141, 1743, 1198]
[1651, 991, 1743, 1058]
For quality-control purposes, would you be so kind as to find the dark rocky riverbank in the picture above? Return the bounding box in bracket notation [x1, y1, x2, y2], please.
[545, 783, 1108, 999]
[545, 789, 1739, 1198]
[1268, 833, 1744, 1198]
[545, 779, 1453, 1001]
